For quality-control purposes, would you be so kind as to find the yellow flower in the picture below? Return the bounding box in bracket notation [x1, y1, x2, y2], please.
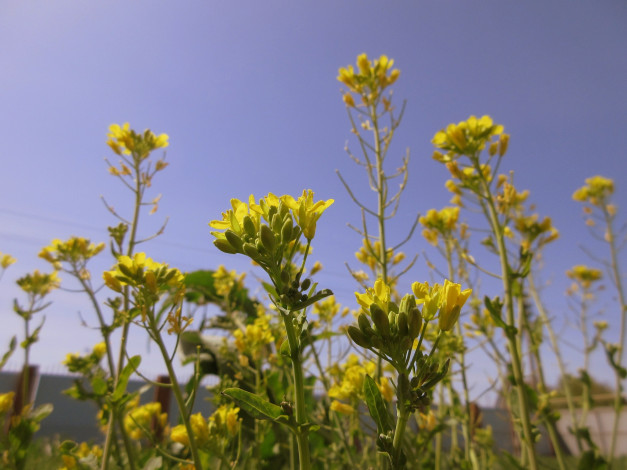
[16, 270, 60, 296]
[378, 376, 395, 402]
[433, 115, 504, 157]
[210, 405, 241, 437]
[411, 281, 442, 321]
[171, 424, 190, 446]
[337, 53, 400, 103]
[213, 265, 246, 297]
[39, 237, 104, 268]
[573, 175, 614, 205]
[0, 392, 15, 414]
[567, 265, 602, 289]
[92, 342, 107, 360]
[438, 279, 472, 331]
[330, 400, 355, 415]
[281, 190, 334, 240]
[355, 278, 391, 315]
[103, 252, 183, 294]
[107, 123, 168, 160]
[329, 354, 376, 402]
[124, 402, 168, 440]
[0, 252, 16, 269]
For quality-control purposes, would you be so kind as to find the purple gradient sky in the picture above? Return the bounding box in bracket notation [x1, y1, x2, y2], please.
[1, 1, 625, 402]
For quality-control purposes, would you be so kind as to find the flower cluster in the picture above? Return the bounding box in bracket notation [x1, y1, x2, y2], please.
[233, 312, 276, 361]
[419, 207, 461, 246]
[337, 53, 400, 106]
[170, 404, 241, 449]
[572, 175, 614, 205]
[328, 354, 394, 415]
[355, 239, 405, 273]
[16, 269, 60, 297]
[567, 265, 603, 290]
[213, 265, 246, 297]
[106, 123, 169, 160]
[39, 237, 104, 274]
[63, 342, 107, 373]
[0, 251, 16, 270]
[432, 115, 507, 160]
[103, 252, 184, 295]
[123, 401, 168, 441]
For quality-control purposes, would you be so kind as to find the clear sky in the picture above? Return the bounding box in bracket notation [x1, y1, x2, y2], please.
[1, 1, 625, 402]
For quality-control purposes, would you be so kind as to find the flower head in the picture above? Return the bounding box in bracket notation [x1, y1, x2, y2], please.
[432, 115, 505, 159]
[281, 190, 333, 240]
[107, 123, 168, 160]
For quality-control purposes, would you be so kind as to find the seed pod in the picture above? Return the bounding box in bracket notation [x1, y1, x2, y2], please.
[398, 311, 408, 337]
[408, 308, 423, 339]
[243, 243, 259, 258]
[214, 238, 237, 254]
[348, 326, 371, 349]
[358, 313, 371, 333]
[243, 215, 256, 238]
[260, 224, 276, 252]
[225, 230, 243, 253]
[370, 303, 390, 337]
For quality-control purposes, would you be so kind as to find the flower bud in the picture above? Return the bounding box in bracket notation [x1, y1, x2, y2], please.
[281, 218, 293, 243]
[225, 230, 243, 253]
[214, 239, 237, 254]
[348, 326, 371, 349]
[370, 303, 390, 337]
[397, 311, 408, 337]
[301, 278, 311, 291]
[399, 294, 415, 316]
[358, 313, 371, 333]
[243, 243, 259, 258]
[408, 308, 423, 339]
[243, 216, 257, 238]
[439, 305, 461, 332]
[260, 224, 275, 252]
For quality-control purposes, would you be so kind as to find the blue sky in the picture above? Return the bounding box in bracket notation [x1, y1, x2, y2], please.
[1, 1, 625, 400]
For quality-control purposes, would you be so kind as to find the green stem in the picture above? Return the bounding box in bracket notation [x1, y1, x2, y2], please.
[605, 204, 626, 468]
[151, 311, 203, 470]
[283, 310, 310, 470]
[475, 160, 538, 470]
[392, 406, 410, 469]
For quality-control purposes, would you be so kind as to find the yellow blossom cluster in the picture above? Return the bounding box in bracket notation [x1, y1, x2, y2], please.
[572, 175, 614, 205]
[39, 237, 105, 272]
[16, 269, 60, 297]
[213, 265, 246, 297]
[328, 354, 394, 414]
[124, 401, 168, 440]
[412, 279, 472, 331]
[233, 312, 275, 361]
[337, 53, 400, 106]
[0, 252, 16, 270]
[419, 207, 461, 246]
[63, 342, 107, 373]
[355, 239, 405, 272]
[432, 115, 507, 160]
[567, 265, 603, 290]
[170, 404, 240, 448]
[60, 442, 103, 470]
[312, 295, 349, 324]
[106, 123, 169, 160]
[103, 252, 184, 295]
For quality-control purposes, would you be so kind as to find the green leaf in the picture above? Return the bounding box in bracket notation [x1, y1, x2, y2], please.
[91, 375, 108, 396]
[112, 355, 141, 402]
[222, 388, 286, 422]
[363, 375, 392, 434]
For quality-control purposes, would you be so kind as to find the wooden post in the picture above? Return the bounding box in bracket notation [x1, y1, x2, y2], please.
[152, 375, 171, 441]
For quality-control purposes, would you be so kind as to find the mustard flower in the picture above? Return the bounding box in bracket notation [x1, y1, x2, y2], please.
[281, 190, 334, 240]
[572, 175, 614, 204]
[233, 313, 275, 360]
[438, 280, 472, 331]
[0, 252, 16, 269]
[210, 404, 241, 437]
[432, 115, 505, 158]
[411, 281, 442, 321]
[337, 53, 400, 102]
[16, 270, 60, 297]
[107, 123, 169, 160]
[567, 265, 603, 289]
[419, 207, 460, 246]
[213, 265, 246, 297]
[103, 252, 183, 294]
[355, 278, 391, 315]
[124, 402, 168, 440]
[39, 237, 104, 269]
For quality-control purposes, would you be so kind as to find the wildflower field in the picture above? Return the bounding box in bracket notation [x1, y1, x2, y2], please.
[1, 52, 625, 470]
